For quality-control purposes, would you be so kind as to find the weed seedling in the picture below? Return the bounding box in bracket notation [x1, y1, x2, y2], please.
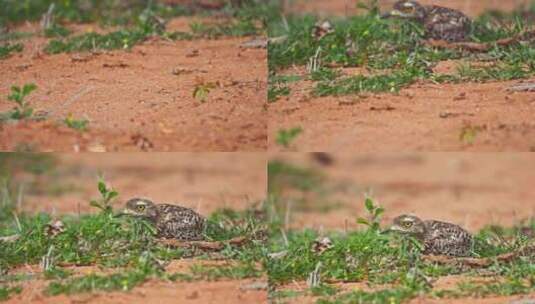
[64, 114, 89, 131]
[89, 179, 118, 214]
[193, 82, 217, 103]
[3, 83, 37, 120]
[276, 127, 303, 148]
[0, 43, 23, 59]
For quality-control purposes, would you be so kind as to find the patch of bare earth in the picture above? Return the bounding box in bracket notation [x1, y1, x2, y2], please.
[4, 260, 267, 304]
[0, 17, 267, 152]
[269, 68, 535, 152]
[276, 276, 535, 304]
[15, 153, 266, 215]
[271, 153, 535, 232]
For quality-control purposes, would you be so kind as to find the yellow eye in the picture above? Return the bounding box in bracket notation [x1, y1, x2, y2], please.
[136, 205, 145, 212]
[402, 221, 413, 228]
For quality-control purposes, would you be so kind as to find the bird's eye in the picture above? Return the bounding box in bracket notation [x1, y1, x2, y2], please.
[403, 221, 413, 228]
[136, 205, 146, 212]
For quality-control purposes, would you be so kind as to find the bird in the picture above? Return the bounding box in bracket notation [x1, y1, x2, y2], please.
[119, 198, 206, 241]
[382, 0, 472, 42]
[386, 214, 473, 257]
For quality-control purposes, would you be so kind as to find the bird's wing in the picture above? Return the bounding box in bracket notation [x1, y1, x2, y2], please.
[427, 7, 471, 27]
[157, 205, 205, 230]
[424, 220, 472, 248]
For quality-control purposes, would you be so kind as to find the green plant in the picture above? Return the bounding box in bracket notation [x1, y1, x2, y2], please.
[63, 114, 89, 131]
[4, 83, 37, 120]
[356, 198, 384, 232]
[89, 179, 118, 214]
[276, 127, 303, 148]
[0, 43, 23, 59]
[193, 82, 217, 102]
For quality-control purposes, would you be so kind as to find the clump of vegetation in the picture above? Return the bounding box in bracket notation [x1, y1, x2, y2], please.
[63, 115, 89, 131]
[268, 74, 301, 102]
[0, 43, 23, 59]
[276, 127, 303, 148]
[193, 82, 217, 103]
[1, 83, 37, 121]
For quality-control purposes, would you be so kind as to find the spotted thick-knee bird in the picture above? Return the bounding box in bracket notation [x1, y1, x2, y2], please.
[387, 214, 473, 257]
[120, 198, 206, 241]
[382, 0, 472, 42]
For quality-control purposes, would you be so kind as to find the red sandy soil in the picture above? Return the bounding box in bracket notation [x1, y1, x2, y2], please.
[286, 0, 531, 18]
[14, 153, 267, 215]
[5, 260, 267, 304]
[270, 152, 535, 303]
[277, 276, 535, 304]
[271, 153, 535, 232]
[0, 17, 267, 152]
[269, 0, 535, 152]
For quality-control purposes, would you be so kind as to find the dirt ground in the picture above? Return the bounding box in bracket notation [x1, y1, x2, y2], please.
[271, 153, 535, 232]
[15, 153, 267, 215]
[269, 0, 535, 152]
[5, 260, 267, 304]
[0, 17, 267, 152]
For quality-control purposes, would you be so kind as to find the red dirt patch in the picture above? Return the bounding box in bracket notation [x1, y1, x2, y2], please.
[271, 153, 535, 232]
[269, 75, 535, 152]
[0, 18, 267, 152]
[4, 260, 267, 304]
[14, 153, 266, 215]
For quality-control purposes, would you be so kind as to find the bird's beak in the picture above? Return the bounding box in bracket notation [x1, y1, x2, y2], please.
[114, 208, 136, 217]
[380, 228, 391, 234]
[380, 11, 392, 18]
[383, 225, 403, 233]
[381, 10, 406, 18]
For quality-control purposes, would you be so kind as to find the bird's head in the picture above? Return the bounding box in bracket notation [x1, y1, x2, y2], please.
[382, 0, 426, 21]
[118, 198, 158, 219]
[385, 214, 426, 238]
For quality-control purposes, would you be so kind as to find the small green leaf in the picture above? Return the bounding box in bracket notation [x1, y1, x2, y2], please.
[356, 218, 369, 226]
[97, 180, 107, 195]
[22, 83, 37, 96]
[374, 207, 384, 217]
[89, 200, 102, 209]
[364, 198, 374, 212]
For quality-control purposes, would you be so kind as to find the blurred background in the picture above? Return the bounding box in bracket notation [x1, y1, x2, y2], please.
[268, 153, 535, 232]
[285, 0, 534, 18]
[0, 153, 267, 216]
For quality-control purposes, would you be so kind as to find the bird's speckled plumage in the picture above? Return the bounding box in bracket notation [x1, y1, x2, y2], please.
[389, 214, 473, 256]
[122, 198, 205, 241]
[385, 0, 472, 42]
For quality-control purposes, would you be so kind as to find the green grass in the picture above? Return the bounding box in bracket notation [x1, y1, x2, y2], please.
[267, 196, 535, 303]
[268, 2, 535, 97]
[0, 43, 23, 59]
[63, 115, 89, 131]
[276, 127, 303, 148]
[0, 168, 269, 300]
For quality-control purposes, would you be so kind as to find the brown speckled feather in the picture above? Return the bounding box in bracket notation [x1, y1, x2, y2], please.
[423, 220, 473, 256]
[155, 204, 205, 240]
[423, 5, 471, 42]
